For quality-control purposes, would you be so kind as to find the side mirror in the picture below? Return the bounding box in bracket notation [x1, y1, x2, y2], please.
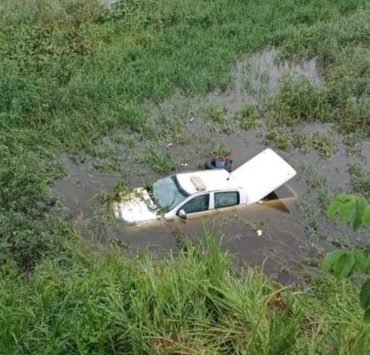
[178, 209, 187, 219]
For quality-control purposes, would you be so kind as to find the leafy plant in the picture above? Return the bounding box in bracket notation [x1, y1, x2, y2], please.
[236, 105, 259, 131]
[293, 133, 333, 158]
[206, 105, 228, 124]
[212, 145, 232, 157]
[266, 128, 291, 150]
[101, 179, 133, 203]
[322, 195, 370, 320]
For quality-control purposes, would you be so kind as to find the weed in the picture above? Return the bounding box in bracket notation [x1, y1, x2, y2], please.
[206, 106, 228, 124]
[304, 167, 333, 212]
[349, 163, 370, 199]
[204, 105, 233, 134]
[212, 145, 232, 157]
[142, 147, 177, 174]
[101, 179, 132, 204]
[311, 135, 333, 159]
[266, 128, 291, 150]
[266, 77, 330, 128]
[305, 167, 325, 190]
[298, 200, 325, 243]
[236, 105, 259, 131]
[149, 114, 188, 144]
[293, 133, 333, 158]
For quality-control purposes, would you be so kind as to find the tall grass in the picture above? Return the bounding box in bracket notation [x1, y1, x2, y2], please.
[0, 236, 368, 354]
[267, 9, 370, 137]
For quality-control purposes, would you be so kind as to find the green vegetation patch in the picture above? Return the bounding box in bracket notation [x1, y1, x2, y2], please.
[0, 236, 368, 353]
[293, 133, 333, 158]
[265, 78, 330, 127]
[141, 147, 178, 174]
[349, 163, 370, 200]
[276, 10, 370, 136]
[236, 105, 260, 131]
[1, 0, 370, 269]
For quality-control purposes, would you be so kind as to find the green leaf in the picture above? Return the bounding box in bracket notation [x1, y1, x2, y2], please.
[322, 250, 347, 273]
[364, 308, 370, 322]
[354, 250, 370, 274]
[363, 206, 370, 230]
[338, 197, 356, 224]
[360, 278, 370, 310]
[327, 196, 351, 220]
[327, 199, 341, 221]
[333, 252, 355, 280]
[353, 197, 367, 231]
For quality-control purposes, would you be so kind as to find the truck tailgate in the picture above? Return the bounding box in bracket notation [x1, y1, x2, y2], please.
[231, 148, 297, 204]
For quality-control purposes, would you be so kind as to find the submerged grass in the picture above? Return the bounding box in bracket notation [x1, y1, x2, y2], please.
[1, 236, 369, 354]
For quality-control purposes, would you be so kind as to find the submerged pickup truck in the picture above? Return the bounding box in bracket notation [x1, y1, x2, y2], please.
[112, 148, 297, 226]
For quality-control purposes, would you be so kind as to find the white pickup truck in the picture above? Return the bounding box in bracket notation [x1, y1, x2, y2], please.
[113, 148, 297, 225]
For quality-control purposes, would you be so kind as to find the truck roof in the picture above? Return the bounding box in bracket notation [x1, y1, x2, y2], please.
[176, 169, 240, 195]
[176, 149, 296, 203]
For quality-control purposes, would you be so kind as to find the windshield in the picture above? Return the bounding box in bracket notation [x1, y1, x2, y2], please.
[152, 175, 189, 210]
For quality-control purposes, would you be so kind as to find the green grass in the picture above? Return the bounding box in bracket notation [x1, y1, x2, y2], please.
[203, 105, 233, 134]
[1, 1, 370, 352]
[141, 147, 178, 174]
[266, 128, 291, 151]
[272, 9, 370, 137]
[293, 133, 334, 158]
[1, 0, 370, 267]
[236, 105, 260, 131]
[349, 163, 370, 199]
[1, 235, 369, 354]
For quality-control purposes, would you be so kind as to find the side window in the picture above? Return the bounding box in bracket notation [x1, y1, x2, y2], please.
[214, 191, 239, 209]
[180, 194, 209, 214]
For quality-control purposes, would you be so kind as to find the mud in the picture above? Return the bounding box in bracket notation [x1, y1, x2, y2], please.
[53, 48, 370, 280]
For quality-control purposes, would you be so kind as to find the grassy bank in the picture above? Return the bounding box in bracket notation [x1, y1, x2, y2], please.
[1, 236, 369, 354]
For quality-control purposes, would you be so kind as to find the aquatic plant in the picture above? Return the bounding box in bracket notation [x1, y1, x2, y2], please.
[236, 105, 259, 131]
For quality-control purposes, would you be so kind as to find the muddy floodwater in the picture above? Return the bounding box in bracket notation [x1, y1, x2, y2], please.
[54, 48, 370, 280]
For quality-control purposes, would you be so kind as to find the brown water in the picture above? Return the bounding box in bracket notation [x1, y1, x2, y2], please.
[54, 49, 369, 279]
